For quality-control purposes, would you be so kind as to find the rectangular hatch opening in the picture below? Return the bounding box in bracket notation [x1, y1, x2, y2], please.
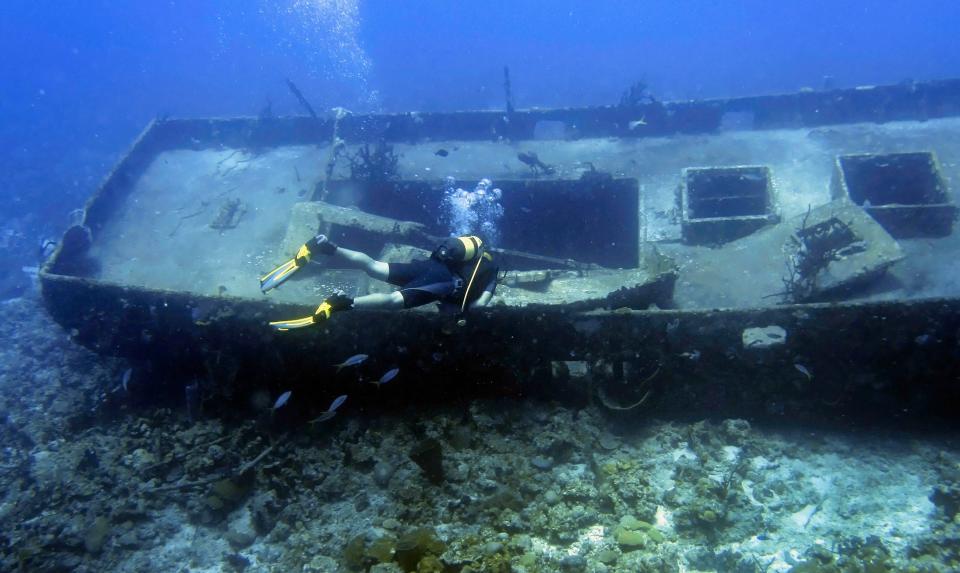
[325, 178, 640, 269]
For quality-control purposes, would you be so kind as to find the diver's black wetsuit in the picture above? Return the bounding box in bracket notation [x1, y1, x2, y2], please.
[386, 255, 498, 309]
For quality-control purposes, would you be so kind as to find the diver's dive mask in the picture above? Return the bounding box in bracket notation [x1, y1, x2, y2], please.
[433, 235, 483, 263]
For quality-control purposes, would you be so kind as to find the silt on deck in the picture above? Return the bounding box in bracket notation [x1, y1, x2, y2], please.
[40, 80, 960, 425]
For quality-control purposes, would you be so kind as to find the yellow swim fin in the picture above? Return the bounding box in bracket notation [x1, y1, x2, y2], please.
[268, 314, 318, 331]
[259, 243, 314, 293]
[259, 258, 299, 293]
[260, 235, 339, 293]
[268, 297, 351, 332]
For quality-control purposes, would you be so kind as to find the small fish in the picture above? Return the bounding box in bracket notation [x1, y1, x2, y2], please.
[665, 318, 680, 334]
[679, 350, 700, 361]
[310, 394, 348, 424]
[328, 394, 348, 411]
[273, 390, 292, 411]
[794, 363, 813, 380]
[915, 334, 932, 346]
[435, 148, 449, 157]
[121, 368, 132, 392]
[628, 116, 647, 130]
[371, 368, 399, 387]
[335, 354, 368, 372]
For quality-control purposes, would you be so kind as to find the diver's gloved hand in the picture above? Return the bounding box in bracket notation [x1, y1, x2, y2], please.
[259, 234, 339, 293]
[269, 294, 354, 331]
[322, 293, 354, 313]
[306, 234, 338, 256]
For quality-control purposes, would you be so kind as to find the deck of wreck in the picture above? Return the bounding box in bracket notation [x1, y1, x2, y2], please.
[39, 80, 960, 425]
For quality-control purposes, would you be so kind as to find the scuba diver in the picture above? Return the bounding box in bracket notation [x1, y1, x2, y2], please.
[260, 234, 499, 331]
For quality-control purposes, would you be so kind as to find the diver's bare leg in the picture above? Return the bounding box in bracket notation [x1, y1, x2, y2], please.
[331, 247, 389, 281]
[352, 291, 404, 310]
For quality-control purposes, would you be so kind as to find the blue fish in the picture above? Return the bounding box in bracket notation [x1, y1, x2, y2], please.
[121, 368, 132, 392]
[273, 390, 292, 410]
[335, 354, 368, 372]
[310, 394, 348, 424]
[371, 368, 399, 387]
[328, 394, 348, 412]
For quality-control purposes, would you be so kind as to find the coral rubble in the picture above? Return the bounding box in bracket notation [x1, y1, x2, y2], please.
[1, 289, 959, 572]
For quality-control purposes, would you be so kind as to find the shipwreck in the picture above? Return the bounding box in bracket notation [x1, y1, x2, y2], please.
[40, 79, 960, 426]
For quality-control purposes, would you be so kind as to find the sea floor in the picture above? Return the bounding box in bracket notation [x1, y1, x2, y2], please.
[2, 287, 960, 573]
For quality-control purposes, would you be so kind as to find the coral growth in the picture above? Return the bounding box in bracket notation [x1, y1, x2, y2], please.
[618, 80, 659, 108]
[347, 141, 400, 182]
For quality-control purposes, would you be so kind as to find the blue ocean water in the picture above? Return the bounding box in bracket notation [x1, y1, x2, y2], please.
[2, 0, 960, 227]
[4, 3, 960, 572]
